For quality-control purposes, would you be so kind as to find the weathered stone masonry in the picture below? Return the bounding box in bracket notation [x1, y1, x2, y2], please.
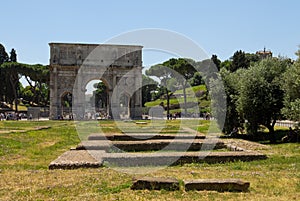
[49, 43, 143, 119]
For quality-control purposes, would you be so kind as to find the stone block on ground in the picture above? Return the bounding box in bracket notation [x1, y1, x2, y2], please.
[103, 151, 267, 166]
[88, 133, 206, 141]
[77, 139, 225, 152]
[131, 177, 180, 191]
[184, 179, 250, 192]
[135, 121, 148, 125]
[49, 150, 105, 169]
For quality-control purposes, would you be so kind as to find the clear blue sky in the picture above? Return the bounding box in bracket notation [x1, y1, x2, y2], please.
[1, 0, 299, 66]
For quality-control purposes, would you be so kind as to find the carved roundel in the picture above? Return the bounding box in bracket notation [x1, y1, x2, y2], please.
[126, 77, 134, 86]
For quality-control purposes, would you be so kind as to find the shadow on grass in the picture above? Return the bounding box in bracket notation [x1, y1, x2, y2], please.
[222, 129, 299, 145]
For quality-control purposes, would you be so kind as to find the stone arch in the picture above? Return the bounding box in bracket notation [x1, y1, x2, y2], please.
[82, 76, 112, 92]
[49, 43, 143, 120]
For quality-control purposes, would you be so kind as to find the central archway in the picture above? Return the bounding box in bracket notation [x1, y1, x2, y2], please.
[84, 79, 109, 120]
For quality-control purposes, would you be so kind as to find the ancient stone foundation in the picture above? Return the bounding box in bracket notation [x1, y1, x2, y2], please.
[130, 177, 250, 192]
[131, 177, 180, 191]
[49, 129, 267, 169]
[184, 179, 250, 192]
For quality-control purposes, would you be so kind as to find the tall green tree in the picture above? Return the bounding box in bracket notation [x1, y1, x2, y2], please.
[1, 62, 49, 110]
[196, 58, 219, 91]
[0, 44, 9, 64]
[1, 62, 21, 111]
[142, 75, 158, 106]
[281, 48, 300, 121]
[189, 72, 204, 86]
[230, 50, 250, 72]
[0, 44, 9, 102]
[146, 64, 173, 118]
[0, 43, 49, 110]
[9, 48, 17, 62]
[220, 68, 243, 134]
[169, 58, 196, 116]
[220, 59, 232, 71]
[211, 54, 221, 71]
[21, 63, 49, 107]
[237, 58, 289, 143]
[245, 53, 260, 64]
[93, 81, 107, 109]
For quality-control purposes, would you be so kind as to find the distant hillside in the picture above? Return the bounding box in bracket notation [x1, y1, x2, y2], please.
[144, 84, 210, 115]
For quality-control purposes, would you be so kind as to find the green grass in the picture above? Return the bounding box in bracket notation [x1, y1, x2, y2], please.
[144, 97, 199, 108]
[0, 121, 79, 170]
[174, 85, 207, 95]
[76, 119, 209, 135]
[144, 84, 208, 110]
[0, 120, 299, 200]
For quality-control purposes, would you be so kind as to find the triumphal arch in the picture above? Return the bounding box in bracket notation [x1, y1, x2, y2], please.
[49, 43, 143, 120]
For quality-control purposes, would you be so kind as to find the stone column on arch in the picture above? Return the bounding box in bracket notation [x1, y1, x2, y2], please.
[108, 72, 118, 119]
[109, 89, 121, 119]
[50, 66, 58, 119]
[72, 73, 85, 120]
[133, 66, 143, 119]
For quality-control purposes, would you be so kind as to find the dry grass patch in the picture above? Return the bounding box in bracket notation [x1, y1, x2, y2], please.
[0, 121, 299, 200]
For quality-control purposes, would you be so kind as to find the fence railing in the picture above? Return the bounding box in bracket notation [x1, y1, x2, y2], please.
[275, 120, 298, 128]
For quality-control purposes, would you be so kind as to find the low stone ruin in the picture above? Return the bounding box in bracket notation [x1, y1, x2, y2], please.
[130, 177, 250, 192]
[49, 129, 267, 169]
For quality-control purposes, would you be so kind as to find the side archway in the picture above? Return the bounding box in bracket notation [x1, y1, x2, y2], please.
[119, 92, 130, 119]
[60, 92, 72, 119]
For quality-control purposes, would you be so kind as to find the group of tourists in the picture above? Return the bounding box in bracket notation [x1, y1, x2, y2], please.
[167, 112, 181, 120]
[0, 112, 25, 121]
[57, 112, 111, 121]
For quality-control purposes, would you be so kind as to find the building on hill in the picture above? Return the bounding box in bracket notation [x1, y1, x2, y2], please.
[256, 47, 272, 59]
